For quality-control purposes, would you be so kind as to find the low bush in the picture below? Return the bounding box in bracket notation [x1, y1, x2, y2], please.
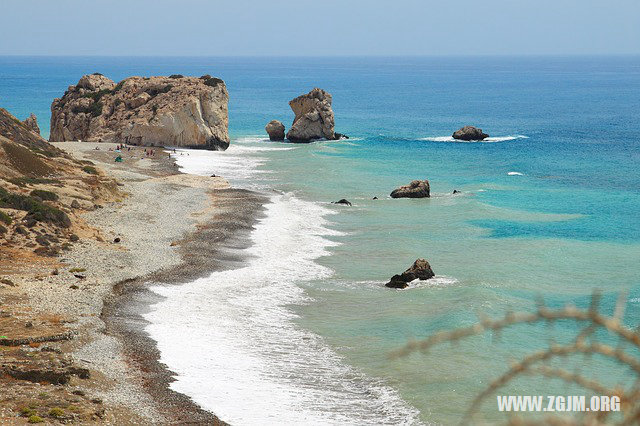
[0, 188, 70, 228]
[48, 407, 64, 418]
[0, 210, 11, 225]
[82, 166, 98, 175]
[30, 189, 58, 201]
[203, 76, 223, 87]
[8, 177, 60, 187]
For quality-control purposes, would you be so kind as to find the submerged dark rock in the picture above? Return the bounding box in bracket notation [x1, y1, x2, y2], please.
[332, 199, 352, 206]
[390, 180, 430, 198]
[452, 126, 489, 141]
[386, 259, 435, 289]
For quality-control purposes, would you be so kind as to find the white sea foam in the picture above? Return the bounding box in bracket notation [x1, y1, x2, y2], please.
[145, 141, 423, 425]
[421, 135, 528, 143]
[507, 171, 524, 176]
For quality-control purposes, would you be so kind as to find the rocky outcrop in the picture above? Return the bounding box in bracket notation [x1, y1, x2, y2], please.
[390, 180, 430, 198]
[452, 126, 489, 141]
[386, 259, 435, 289]
[50, 73, 230, 150]
[265, 120, 285, 141]
[22, 113, 40, 135]
[286, 88, 336, 142]
[332, 199, 352, 206]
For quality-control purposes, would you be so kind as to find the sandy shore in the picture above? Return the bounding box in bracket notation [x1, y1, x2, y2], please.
[1, 141, 265, 424]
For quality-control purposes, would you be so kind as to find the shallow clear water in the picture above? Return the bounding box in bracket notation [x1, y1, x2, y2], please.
[2, 56, 639, 424]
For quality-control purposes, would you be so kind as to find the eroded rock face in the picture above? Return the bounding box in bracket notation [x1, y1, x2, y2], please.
[22, 113, 40, 135]
[50, 74, 230, 150]
[286, 88, 336, 142]
[390, 180, 430, 198]
[386, 259, 435, 289]
[265, 120, 285, 141]
[452, 126, 489, 141]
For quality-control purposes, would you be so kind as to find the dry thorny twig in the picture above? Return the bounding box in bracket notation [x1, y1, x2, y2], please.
[391, 292, 640, 425]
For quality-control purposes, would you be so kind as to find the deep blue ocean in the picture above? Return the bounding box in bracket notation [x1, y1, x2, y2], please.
[1, 56, 639, 424]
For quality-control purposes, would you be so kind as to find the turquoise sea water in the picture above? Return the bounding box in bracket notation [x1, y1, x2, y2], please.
[2, 56, 640, 424]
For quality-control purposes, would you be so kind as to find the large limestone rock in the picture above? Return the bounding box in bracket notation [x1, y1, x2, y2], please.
[265, 120, 285, 141]
[452, 126, 489, 141]
[22, 113, 40, 135]
[386, 259, 435, 289]
[50, 73, 230, 150]
[390, 180, 430, 198]
[286, 88, 336, 142]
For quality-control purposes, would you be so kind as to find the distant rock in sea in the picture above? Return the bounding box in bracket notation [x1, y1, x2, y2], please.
[22, 113, 40, 135]
[390, 180, 430, 198]
[50, 73, 230, 150]
[265, 120, 285, 141]
[332, 199, 352, 206]
[386, 259, 435, 289]
[286, 88, 342, 142]
[452, 126, 489, 141]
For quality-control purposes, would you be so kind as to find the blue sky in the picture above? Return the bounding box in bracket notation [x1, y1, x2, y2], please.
[1, 0, 639, 56]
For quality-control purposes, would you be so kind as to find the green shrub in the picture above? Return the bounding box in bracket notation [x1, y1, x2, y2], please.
[0, 211, 11, 225]
[20, 407, 37, 417]
[30, 189, 58, 201]
[89, 101, 103, 117]
[203, 77, 223, 87]
[92, 72, 103, 76]
[28, 415, 44, 423]
[169, 74, 184, 79]
[0, 224, 6, 234]
[145, 85, 173, 97]
[0, 188, 70, 228]
[8, 177, 60, 187]
[82, 166, 98, 175]
[48, 407, 64, 418]
[82, 89, 111, 103]
[69, 267, 86, 273]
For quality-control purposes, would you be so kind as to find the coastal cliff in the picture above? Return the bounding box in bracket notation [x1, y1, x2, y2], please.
[50, 74, 230, 150]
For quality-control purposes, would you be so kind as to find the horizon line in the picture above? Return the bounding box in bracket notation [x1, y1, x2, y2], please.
[1, 53, 639, 59]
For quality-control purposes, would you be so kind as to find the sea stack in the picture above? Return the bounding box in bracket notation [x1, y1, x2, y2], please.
[50, 73, 230, 150]
[286, 88, 336, 142]
[390, 180, 430, 198]
[452, 126, 489, 141]
[265, 120, 285, 141]
[386, 259, 435, 289]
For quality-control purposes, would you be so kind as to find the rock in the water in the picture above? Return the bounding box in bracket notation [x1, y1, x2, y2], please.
[453, 189, 460, 194]
[50, 74, 230, 150]
[265, 120, 285, 141]
[22, 113, 40, 135]
[390, 180, 430, 198]
[332, 199, 352, 206]
[385, 259, 435, 289]
[452, 126, 489, 141]
[286, 88, 336, 142]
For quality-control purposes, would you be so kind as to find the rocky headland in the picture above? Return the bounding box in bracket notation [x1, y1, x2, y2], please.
[50, 73, 230, 150]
